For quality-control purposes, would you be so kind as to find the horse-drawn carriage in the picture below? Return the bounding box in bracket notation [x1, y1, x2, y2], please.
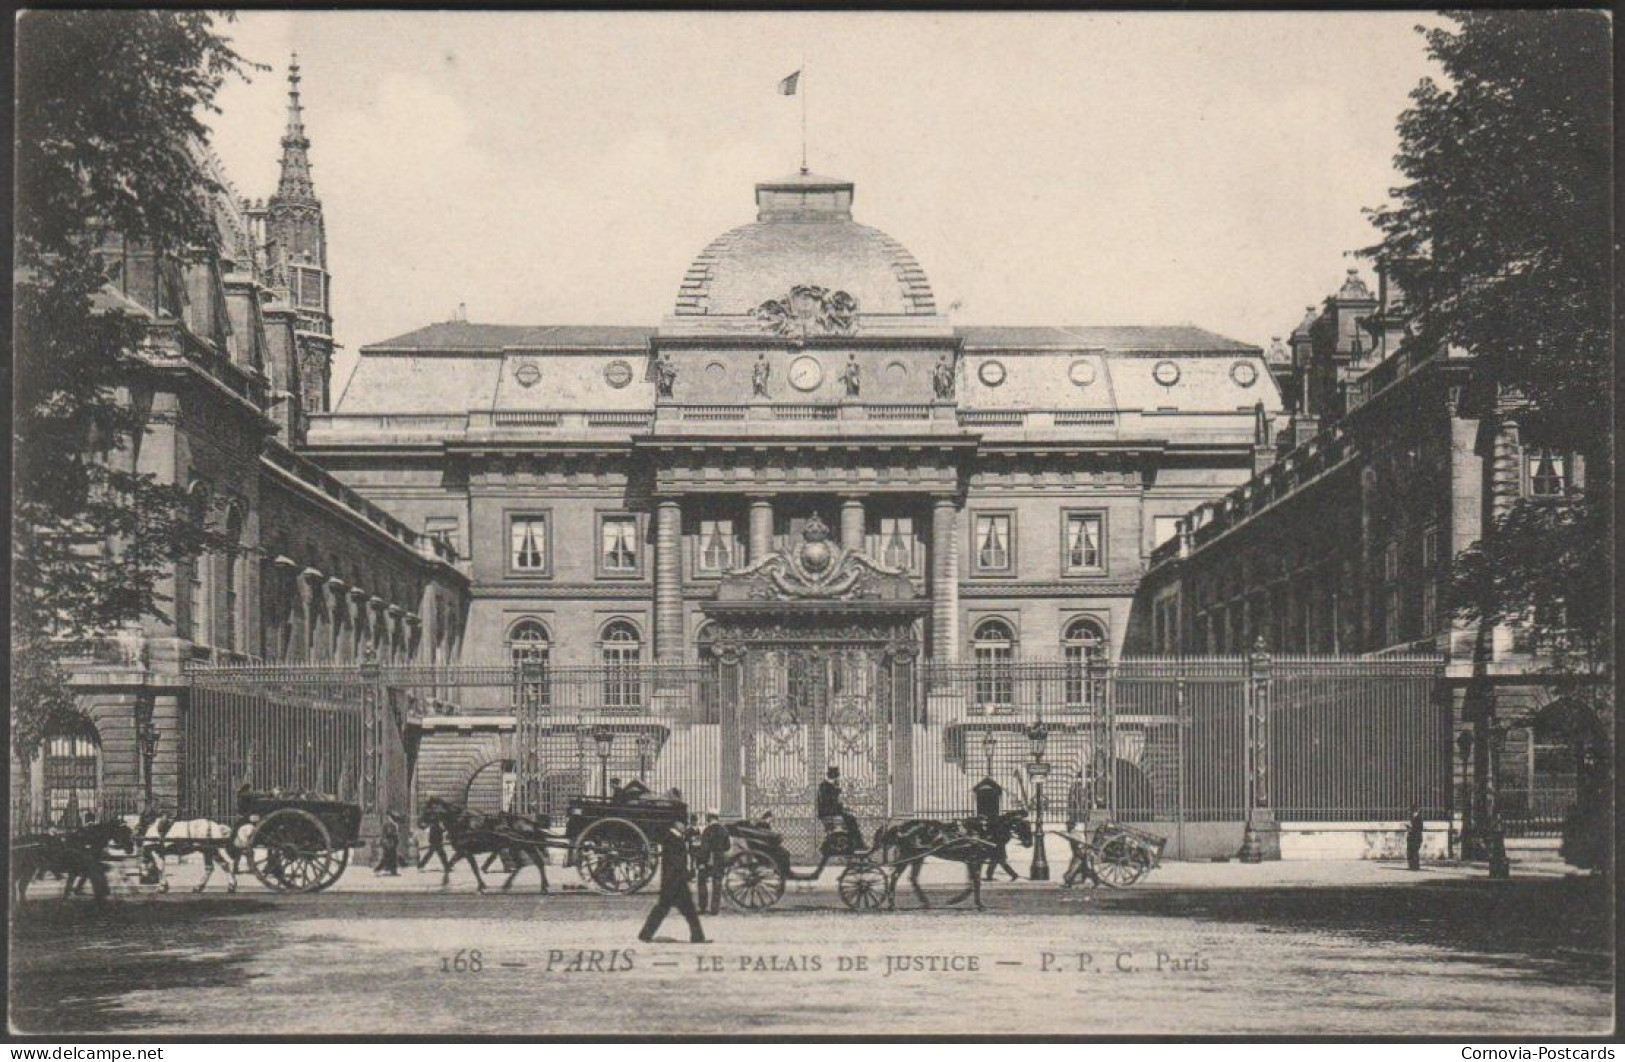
[720, 810, 1036, 912]
[237, 791, 365, 893]
[563, 789, 690, 894]
[137, 789, 364, 894]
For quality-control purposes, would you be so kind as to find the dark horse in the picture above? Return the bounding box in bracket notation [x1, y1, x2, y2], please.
[12, 819, 137, 903]
[875, 810, 1034, 911]
[418, 797, 552, 893]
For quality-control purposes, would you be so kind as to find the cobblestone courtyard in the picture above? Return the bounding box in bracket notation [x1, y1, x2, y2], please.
[8, 861, 1612, 1037]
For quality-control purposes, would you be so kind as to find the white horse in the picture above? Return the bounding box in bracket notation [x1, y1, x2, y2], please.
[142, 813, 255, 892]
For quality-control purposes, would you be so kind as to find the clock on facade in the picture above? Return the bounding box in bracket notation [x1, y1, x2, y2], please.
[603, 359, 633, 388]
[1068, 359, 1097, 387]
[1153, 360, 1181, 387]
[978, 360, 1007, 386]
[789, 355, 824, 391]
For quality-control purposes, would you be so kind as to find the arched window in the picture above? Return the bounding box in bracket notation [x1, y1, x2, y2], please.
[223, 506, 245, 654]
[601, 620, 643, 709]
[42, 719, 101, 827]
[972, 619, 1016, 711]
[1063, 617, 1108, 704]
[508, 620, 551, 707]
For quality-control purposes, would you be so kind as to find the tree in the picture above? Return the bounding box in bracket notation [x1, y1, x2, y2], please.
[12, 12, 256, 763]
[1366, 11, 1612, 874]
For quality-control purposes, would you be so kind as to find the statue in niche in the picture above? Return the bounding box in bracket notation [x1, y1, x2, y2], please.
[932, 355, 956, 400]
[654, 353, 678, 399]
[752, 352, 771, 398]
[840, 353, 861, 398]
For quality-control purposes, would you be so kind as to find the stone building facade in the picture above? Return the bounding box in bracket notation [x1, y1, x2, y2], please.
[1133, 266, 1584, 843]
[13, 62, 467, 828]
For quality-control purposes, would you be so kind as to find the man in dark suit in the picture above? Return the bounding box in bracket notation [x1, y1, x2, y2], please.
[638, 816, 709, 944]
[816, 766, 864, 852]
[1406, 802, 1425, 871]
[694, 809, 731, 915]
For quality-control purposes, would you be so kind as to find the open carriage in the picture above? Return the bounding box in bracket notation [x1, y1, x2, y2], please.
[720, 815, 892, 912]
[238, 791, 364, 893]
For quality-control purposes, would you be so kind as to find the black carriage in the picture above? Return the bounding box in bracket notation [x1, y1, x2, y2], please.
[562, 790, 688, 895]
[720, 815, 890, 912]
[239, 791, 364, 893]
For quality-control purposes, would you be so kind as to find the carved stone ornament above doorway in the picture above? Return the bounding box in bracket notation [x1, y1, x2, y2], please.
[716, 513, 915, 602]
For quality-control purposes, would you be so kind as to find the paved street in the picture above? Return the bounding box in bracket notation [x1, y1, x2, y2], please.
[9, 858, 1612, 1037]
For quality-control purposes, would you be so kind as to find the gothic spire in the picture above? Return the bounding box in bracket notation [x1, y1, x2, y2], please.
[275, 53, 315, 200]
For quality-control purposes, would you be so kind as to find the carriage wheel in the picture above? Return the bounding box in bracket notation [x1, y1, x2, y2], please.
[1094, 839, 1149, 888]
[723, 851, 785, 912]
[310, 841, 351, 892]
[837, 857, 890, 912]
[573, 818, 655, 894]
[248, 809, 337, 893]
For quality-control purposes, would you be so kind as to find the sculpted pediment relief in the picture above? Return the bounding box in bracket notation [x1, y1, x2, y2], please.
[716, 513, 916, 603]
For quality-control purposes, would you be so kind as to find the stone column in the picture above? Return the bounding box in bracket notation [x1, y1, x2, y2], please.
[840, 496, 866, 554]
[749, 496, 774, 562]
[931, 497, 959, 663]
[655, 500, 683, 662]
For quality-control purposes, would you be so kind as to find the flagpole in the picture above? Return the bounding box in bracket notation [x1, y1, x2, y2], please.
[800, 56, 808, 174]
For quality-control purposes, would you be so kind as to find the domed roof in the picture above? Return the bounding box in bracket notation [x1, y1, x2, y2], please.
[674, 172, 936, 320]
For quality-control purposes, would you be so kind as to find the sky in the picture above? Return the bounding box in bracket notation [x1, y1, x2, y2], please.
[206, 11, 1441, 384]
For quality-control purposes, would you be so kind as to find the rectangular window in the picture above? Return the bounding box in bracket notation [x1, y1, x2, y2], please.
[1383, 540, 1400, 583]
[599, 515, 640, 575]
[509, 516, 549, 573]
[424, 516, 462, 558]
[1384, 586, 1401, 645]
[1526, 449, 1569, 497]
[1064, 512, 1105, 574]
[697, 519, 735, 573]
[974, 514, 1013, 573]
[1421, 525, 1440, 570]
[878, 517, 913, 569]
[1421, 580, 1438, 636]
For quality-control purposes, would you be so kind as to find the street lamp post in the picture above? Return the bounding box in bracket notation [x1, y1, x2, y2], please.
[982, 731, 997, 779]
[134, 697, 158, 811]
[1026, 719, 1051, 881]
[592, 726, 615, 797]
[635, 732, 654, 784]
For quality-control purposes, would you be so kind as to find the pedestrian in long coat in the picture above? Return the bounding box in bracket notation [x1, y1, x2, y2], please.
[638, 818, 709, 944]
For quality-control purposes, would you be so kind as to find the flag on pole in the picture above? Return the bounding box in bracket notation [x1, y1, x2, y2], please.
[778, 69, 801, 95]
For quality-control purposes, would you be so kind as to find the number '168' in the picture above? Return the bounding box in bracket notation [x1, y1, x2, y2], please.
[441, 949, 483, 973]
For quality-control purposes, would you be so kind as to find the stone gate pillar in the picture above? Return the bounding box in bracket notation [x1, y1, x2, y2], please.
[840, 495, 865, 554]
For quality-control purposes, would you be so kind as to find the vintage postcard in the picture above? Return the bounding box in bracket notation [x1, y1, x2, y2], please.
[7, 9, 1614, 1040]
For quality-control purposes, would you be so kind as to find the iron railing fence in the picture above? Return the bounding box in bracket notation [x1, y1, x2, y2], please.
[180, 653, 1450, 842]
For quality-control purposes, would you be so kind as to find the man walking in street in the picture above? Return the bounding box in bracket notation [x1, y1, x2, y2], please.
[695, 809, 731, 915]
[418, 812, 453, 874]
[638, 815, 710, 944]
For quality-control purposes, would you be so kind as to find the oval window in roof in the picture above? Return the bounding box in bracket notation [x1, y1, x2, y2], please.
[1153, 360, 1181, 387]
[1230, 361, 1258, 388]
[1068, 360, 1097, 387]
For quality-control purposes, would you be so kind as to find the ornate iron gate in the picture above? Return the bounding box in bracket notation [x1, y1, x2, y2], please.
[739, 643, 892, 857]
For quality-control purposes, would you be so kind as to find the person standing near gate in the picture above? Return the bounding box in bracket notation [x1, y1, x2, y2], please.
[375, 812, 402, 876]
[638, 815, 710, 944]
[694, 809, 730, 915]
[1406, 802, 1425, 871]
